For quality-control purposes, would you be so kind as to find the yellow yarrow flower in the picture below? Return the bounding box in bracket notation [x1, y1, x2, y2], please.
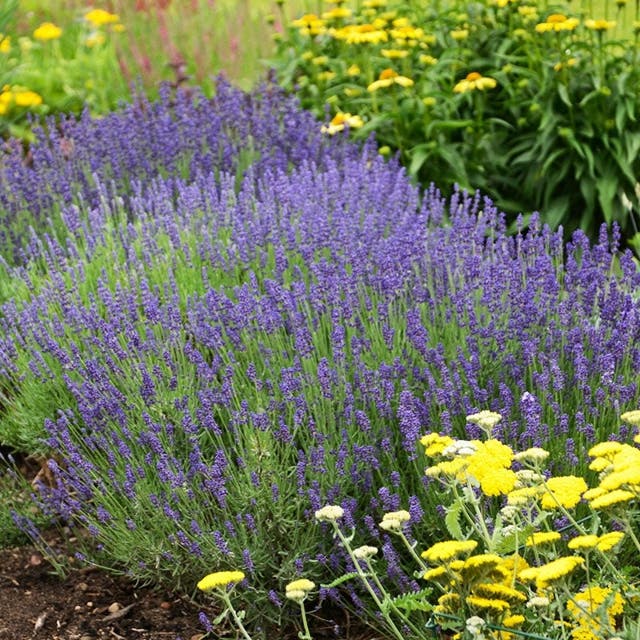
[596, 531, 624, 551]
[584, 18, 616, 30]
[422, 539, 478, 563]
[465, 595, 510, 613]
[520, 556, 584, 589]
[621, 409, 640, 427]
[453, 72, 497, 93]
[540, 475, 587, 509]
[567, 534, 600, 550]
[514, 447, 549, 463]
[588, 441, 623, 458]
[33, 22, 62, 41]
[507, 486, 542, 505]
[567, 585, 624, 628]
[331, 24, 388, 44]
[322, 7, 352, 19]
[421, 433, 455, 456]
[466, 410, 503, 431]
[285, 578, 315, 602]
[473, 583, 527, 604]
[535, 14, 580, 32]
[85, 9, 120, 27]
[590, 489, 635, 509]
[0, 35, 10, 54]
[197, 570, 245, 591]
[525, 531, 562, 547]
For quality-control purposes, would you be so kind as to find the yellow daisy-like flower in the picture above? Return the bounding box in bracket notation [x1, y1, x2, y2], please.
[0, 34, 10, 54]
[419, 54, 438, 65]
[540, 475, 587, 510]
[535, 14, 580, 32]
[422, 539, 478, 564]
[197, 570, 245, 591]
[567, 535, 599, 550]
[584, 18, 616, 30]
[453, 72, 498, 93]
[367, 68, 414, 92]
[33, 22, 62, 41]
[590, 489, 635, 509]
[525, 531, 562, 547]
[320, 112, 364, 135]
[85, 9, 120, 27]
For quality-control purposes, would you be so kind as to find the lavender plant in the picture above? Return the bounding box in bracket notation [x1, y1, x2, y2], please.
[1, 83, 640, 635]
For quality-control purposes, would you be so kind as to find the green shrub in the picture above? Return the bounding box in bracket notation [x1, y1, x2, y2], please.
[271, 0, 640, 247]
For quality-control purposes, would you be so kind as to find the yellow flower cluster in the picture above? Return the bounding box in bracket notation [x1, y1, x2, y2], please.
[586, 440, 640, 509]
[0, 85, 43, 115]
[566, 585, 625, 638]
[33, 22, 62, 41]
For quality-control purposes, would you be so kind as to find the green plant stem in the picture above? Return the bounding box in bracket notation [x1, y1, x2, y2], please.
[298, 601, 313, 640]
[218, 591, 254, 640]
[331, 523, 407, 640]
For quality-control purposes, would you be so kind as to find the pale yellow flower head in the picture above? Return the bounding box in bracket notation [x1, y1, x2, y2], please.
[621, 409, 640, 427]
[535, 14, 580, 32]
[315, 504, 344, 521]
[422, 539, 478, 563]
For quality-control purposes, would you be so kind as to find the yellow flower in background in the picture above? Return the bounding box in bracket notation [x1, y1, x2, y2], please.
[451, 28, 469, 40]
[322, 7, 352, 20]
[197, 570, 245, 591]
[390, 25, 425, 41]
[13, 90, 42, 107]
[85, 9, 120, 27]
[363, 0, 387, 7]
[346, 64, 360, 76]
[588, 441, 623, 458]
[366, 69, 414, 90]
[291, 14, 326, 36]
[535, 14, 580, 32]
[457, 70, 487, 93]
[332, 23, 388, 44]
[419, 54, 438, 65]
[311, 55, 329, 66]
[0, 34, 10, 54]
[33, 22, 62, 41]
[567, 586, 624, 630]
[320, 111, 364, 133]
[317, 71, 336, 82]
[540, 475, 587, 509]
[381, 48, 409, 59]
[421, 432, 455, 456]
[584, 18, 617, 30]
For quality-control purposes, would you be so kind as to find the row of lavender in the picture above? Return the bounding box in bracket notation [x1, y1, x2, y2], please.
[1, 81, 640, 629]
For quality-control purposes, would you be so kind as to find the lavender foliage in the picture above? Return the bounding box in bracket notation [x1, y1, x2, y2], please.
[0, 81, 639, 625]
